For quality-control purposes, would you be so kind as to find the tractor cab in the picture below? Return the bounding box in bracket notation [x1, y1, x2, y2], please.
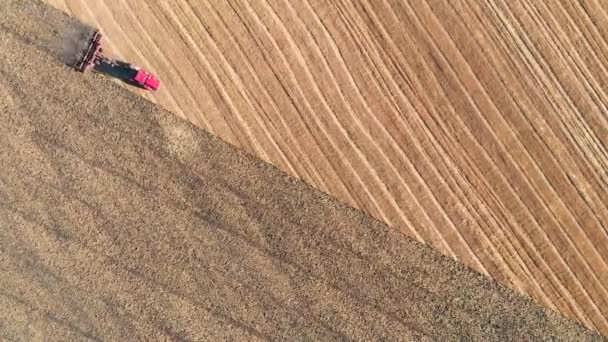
[132, 69, 160, 91]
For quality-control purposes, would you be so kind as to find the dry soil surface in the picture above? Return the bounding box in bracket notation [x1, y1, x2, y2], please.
[0, 1, 605, 341]
[43, 0, 608, 334]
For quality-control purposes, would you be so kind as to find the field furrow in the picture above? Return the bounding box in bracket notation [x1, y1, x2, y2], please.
[44, 0, 608, 334]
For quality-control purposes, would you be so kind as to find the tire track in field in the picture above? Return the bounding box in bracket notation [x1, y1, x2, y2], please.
[223, 0, 365, 209]
[366, 0, 592, 324]
[491, 1, 608, 193]
[81, 0, 192, 128]
[197, 0, 331, 192]
[342, 0, 556, 310]
[444, 0, 605, 316]
[468, 0, 605, 328]
[419, 0, 608, 328]
[271, 0, 465, 257]
[114, 0, 222, 134]
[460, 0, 608, 326]
[299, 0, 494, 270]
[239, 0, 401, 228]
[42, 0, 608, 335]
[510, 0, 608, 260]
[167, 0, 305, 178]
[158, 1, 275, 165]
[508, 1, 608, 186]
[332, 0, 608, 331]
[461, 0, 608, 231]
[426, 0, 606, 300]
[328, 0, 528, 286]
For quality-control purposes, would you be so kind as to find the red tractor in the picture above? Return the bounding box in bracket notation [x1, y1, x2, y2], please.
[74, 30, 160, 91]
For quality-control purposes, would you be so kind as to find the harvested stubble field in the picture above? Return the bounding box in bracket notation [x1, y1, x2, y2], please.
[3, 2, 605, 340]
[44, 0, 608, 335]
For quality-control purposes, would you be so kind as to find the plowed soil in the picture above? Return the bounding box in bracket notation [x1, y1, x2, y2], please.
[0, 1, 604, 340]
[43, 0, 608, 334]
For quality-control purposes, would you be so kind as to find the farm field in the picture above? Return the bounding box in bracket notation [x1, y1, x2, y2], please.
[2, 2, 604, 339]
[45, 0, 608, 334]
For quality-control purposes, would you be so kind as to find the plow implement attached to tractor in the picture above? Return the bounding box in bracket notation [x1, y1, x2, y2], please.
[73, 30, 160, 91]
[74, 30, 102, 72]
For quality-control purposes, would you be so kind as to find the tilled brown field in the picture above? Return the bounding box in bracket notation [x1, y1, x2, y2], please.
[0, 1, 605, 340]
[42, 0, 608, 334]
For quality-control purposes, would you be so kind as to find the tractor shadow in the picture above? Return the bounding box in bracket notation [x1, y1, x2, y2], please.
[93, 59, 141, 89]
